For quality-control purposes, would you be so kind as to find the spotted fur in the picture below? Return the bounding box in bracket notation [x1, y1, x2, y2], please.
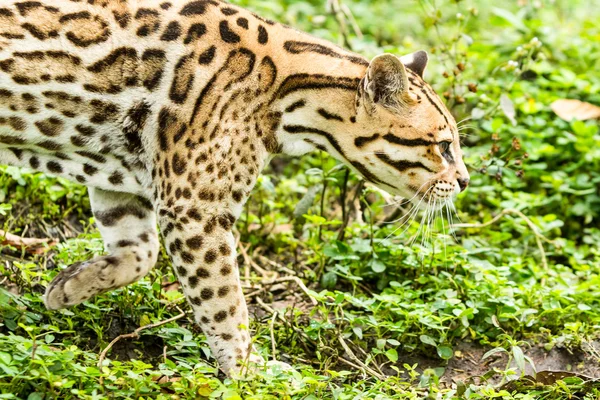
[0, 0, 469, 375]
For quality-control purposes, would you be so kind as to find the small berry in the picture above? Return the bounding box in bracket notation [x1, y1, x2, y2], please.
[512, 137, 521, 151]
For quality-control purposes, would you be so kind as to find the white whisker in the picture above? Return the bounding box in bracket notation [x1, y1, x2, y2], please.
[457, 116, 473, 126]
[384, 186, 434, 242]
[450, 201, 463, 225]
[439, 199, 447, 263]
[383, 179, 433, 215]
[445, 199, 459, 243]
[411, 194, 432, 248]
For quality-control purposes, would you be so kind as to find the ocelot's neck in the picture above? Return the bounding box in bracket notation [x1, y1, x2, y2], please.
[271, 44, 369, 158]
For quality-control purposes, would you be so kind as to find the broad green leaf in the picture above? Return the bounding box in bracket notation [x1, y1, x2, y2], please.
[437, 346, 453, 360]
[420, 335, 437, 347]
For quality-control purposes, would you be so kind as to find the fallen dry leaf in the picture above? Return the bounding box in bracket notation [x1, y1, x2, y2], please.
[161, 280, 181, 292]
[152, 375, 182, 384]
[551, 99, 600, 121]
[0, 229, 58, 255]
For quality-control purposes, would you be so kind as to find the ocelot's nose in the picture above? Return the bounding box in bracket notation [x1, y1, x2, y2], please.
[457, 178, 470, 192]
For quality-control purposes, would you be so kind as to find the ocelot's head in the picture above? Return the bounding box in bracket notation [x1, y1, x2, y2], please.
[348, 51, 469, 205]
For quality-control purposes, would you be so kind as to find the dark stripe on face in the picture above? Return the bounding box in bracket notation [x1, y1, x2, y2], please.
[285, 99, 306, 113]
[354, 133, 379, 148]
[376, 152, 434, 173]
[383, 134, 434, 147]
[317, 108, 343, 122]
[283, 41, 369, 67]
[283, 124, 383, 185]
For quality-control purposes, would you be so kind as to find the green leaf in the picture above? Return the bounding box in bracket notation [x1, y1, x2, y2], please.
[0, 352, 11, 365]
[420, 335, 437, 347]
[512, 346, 525, 372]
[385, 348, 398, 363]
[320, 271, 337, 289]
[437, 346, 453, 360]
[482, 347, 508, 360]
[370, 259, 386, 273]
[491, 7, 528, 31]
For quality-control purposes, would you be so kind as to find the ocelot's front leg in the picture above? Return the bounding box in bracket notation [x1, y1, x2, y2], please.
[158, 201, 262, 375]
[45, 188, 160, 309]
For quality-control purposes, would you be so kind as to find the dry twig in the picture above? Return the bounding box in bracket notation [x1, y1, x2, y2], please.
[97, 310, 186, 369]
[274, 276, 318, 306]
[338, 335, 386, 380]
[269, 311, 278, 361]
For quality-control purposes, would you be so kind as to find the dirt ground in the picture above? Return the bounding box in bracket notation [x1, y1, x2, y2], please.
[391, 340, 600, 387]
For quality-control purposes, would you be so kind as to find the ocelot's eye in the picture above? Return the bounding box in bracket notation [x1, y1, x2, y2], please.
[439, 141, 453, 161]
[439, 141, 452, 153]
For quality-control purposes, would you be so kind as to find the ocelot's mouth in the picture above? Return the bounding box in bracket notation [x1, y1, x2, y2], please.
[431, 183, 456, 199]
[413, 180, 457, 204]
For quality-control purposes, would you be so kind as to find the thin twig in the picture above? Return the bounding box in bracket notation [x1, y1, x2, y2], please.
[256, 296, 276, 314]
[244, 283, 286, 299]
[341, 4, 363, 39]
[353, 338, 385, 376]
[239, 247, 317, 305]
[97, 311, 186, 369]
[327, 0, 352, 48]
[256, 299, 388, 379]
[270, 311, 278, 361]
[257, 255, 296, 276]
[337, 356, 365, 371]
[274, 276, 317, 306]
[235, 233, 252, 285]
[239, 241, 272, 278]
[338, 335, 386, 380]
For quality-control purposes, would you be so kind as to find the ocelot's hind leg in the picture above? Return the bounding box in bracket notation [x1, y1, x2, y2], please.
[44, 188, 159, 309]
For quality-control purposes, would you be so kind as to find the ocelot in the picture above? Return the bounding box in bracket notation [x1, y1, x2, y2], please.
[0, 0, 469, 375]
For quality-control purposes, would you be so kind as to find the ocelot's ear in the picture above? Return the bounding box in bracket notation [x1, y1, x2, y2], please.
[400, 50, 429, 78]
[363, 54, 410, 110]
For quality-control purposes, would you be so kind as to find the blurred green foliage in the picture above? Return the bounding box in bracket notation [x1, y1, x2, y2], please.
[1, 0, 600, 398]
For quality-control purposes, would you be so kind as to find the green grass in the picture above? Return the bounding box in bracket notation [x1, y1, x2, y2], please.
[1, 0, 600, 399]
